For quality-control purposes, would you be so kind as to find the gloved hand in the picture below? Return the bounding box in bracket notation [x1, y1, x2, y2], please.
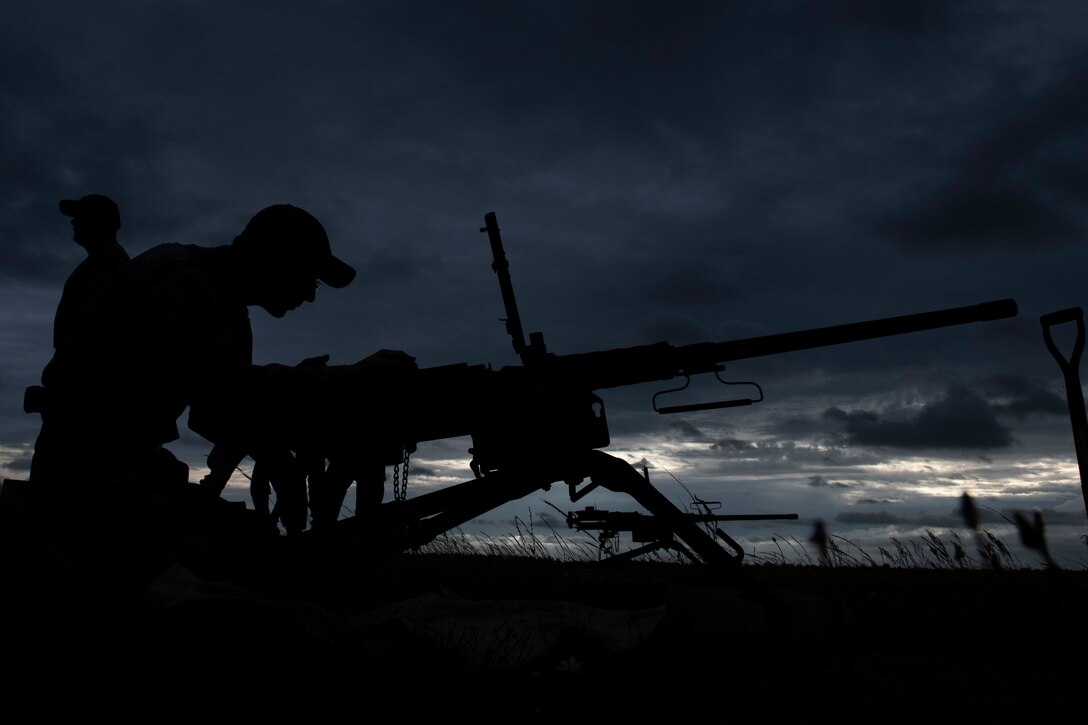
[259, 449, 308, 535]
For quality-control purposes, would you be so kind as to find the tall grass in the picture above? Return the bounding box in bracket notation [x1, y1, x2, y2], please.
[411, 511, 1062, 571]
[347, 487, 1086, 572]
[414, 510, 603, 562]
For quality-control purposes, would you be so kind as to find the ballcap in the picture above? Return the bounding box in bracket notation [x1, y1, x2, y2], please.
[59, 194, 121, 230]
[239, 204, 356, 288]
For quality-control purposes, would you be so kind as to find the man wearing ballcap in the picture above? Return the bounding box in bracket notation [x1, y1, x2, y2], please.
[53, 194, 130, 350]
[23, 195, 130, 419]
[13, 202, 421, 653]
[29, 203, 383, 497]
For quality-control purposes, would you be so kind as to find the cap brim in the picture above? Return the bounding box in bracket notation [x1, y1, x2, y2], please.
[319, 255, 356, 288]
[59, 199, 80, 217]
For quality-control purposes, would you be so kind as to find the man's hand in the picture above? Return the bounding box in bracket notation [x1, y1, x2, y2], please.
[258, 448, 308, 535]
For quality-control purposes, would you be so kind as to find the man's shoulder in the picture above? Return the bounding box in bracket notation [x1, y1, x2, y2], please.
[75, 241, 130, 276]
[132, 242, 203, 265]
[128, 243, 224, 282]
[129, 244, 237, 308]
[88, 240, 130, 259]
[103, 241, 131, 263]
[61, 242, 131, 292]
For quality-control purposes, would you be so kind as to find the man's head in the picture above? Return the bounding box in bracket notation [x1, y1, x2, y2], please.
[59, 194, 121, 251]
[232, 204, 356, 317]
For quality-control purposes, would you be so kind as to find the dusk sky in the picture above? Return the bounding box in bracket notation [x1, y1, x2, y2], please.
[3, 1, 1087, 565]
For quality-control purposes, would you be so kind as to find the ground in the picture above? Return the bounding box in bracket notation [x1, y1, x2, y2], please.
[4, 492, 1084, 720]
[131, 552, 1088, 719]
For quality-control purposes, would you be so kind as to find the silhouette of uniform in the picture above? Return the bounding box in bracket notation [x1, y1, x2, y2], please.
[24, 195, 129, 418]
[16, 205, 420, 656]
[53, 195, 130, 350]
[28, 204, 358, 496]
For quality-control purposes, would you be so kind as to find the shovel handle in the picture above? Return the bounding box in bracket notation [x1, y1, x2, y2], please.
[1042, 307, 1088, 519]
[1041, 307, 1084, 374]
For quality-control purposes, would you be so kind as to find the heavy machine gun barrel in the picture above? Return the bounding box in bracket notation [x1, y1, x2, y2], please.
[481, 209, 1016, 392]
[533, 298, 1018, 392]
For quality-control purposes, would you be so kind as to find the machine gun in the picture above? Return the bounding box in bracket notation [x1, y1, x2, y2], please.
[562, 505, 799, 563]
[554, 464, 799, 564]
[328, 212, 1017, 573]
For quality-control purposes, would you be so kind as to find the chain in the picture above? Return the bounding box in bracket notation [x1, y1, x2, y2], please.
[393, 446, 410, 502]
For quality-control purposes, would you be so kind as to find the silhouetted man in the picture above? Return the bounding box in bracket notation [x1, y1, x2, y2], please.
[29, 204, 370, 496]
[24, 194, 129, 417]
[15, 203, 424, 658]
[53, 194, 130, 349]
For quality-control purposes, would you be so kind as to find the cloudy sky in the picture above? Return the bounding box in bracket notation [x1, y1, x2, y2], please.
[3, 1, 1087, 566]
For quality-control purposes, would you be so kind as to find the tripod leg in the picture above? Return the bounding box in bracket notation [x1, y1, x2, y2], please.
[584, 451, 792, 620]
[585, 451, 741, 568]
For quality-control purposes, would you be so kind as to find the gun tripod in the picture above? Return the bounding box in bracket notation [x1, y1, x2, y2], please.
[333, 450, 794, 617]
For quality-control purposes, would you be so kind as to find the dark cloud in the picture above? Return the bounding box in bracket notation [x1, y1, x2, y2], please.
[403, 464, 436, 478]
[424, 3, 743, 141]
[882, 182, 1084, 253]
[702, 436, 879, 468]
[881, 51, 1088, 253]
[816, 0, 946, 35]
[835, 510, 904, 525]
[710, 437, 758, 454]
[770, 416, 828, 437]
[833, 507, 991, 529]
[0, 23, 182, 284]
[960, 53, 1088, 182]
[645, 267, 741, 308]
[357, 251, 427, 286]
[1010, 507, 1088, 526]
[822, 384, 1014, 449]
[1039, 156, 1088, 203]
[628, 315, 713, 348]
[4, 451, 31, 472]
[0, 36, 88, 283]
[981, 373, 1067, 418]
[666, 420, 709, 442]
[808, 475, 849, 488]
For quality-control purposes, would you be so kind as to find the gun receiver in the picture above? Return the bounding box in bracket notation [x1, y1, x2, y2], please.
[513, 298, 1017, 389]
